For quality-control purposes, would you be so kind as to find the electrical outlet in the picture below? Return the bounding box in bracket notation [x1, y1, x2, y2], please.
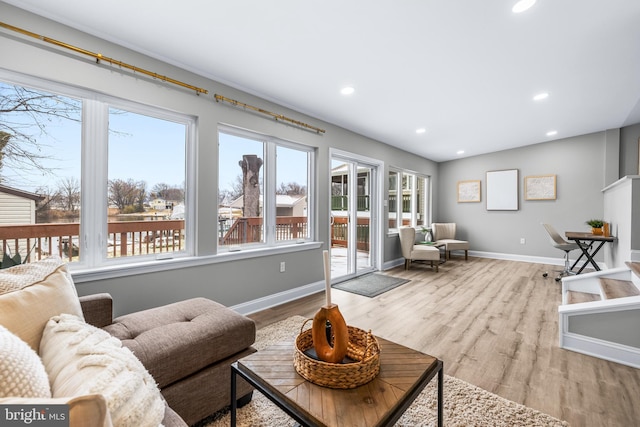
[280, 261, 286, 273]
[520, 238, 526, 244]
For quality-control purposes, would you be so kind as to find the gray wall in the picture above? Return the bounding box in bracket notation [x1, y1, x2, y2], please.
[621, 123, 640, 176]
[436, 133, 610, 258]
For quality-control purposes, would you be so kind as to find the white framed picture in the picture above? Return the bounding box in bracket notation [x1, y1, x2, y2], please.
[525, 174, 556, 200]
[457, 180, 481, 203]
[486, 169, 518, 211]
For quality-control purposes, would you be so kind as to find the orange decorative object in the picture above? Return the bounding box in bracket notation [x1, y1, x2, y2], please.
[312, 304, 349, 363]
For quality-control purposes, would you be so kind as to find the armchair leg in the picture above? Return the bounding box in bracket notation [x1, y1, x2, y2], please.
[465, 250, 468, 260]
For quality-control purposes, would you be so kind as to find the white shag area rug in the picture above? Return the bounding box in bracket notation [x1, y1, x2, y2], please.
[205, 316, 569, 427]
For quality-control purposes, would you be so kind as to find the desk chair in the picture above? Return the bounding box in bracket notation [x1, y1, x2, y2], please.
[541, 223, 581, 281]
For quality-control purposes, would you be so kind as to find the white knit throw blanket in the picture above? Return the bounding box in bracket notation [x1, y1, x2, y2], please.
[40, 314, 165, 427]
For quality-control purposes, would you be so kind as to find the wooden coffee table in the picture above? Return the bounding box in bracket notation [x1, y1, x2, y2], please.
[231, 336, 443, 427]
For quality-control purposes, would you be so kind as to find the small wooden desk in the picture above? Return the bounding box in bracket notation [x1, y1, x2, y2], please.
[231, 337, 443, 427]
[565, 232, 616, 273]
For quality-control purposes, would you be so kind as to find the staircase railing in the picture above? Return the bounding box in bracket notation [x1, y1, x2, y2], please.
[558, 262, 640, 368]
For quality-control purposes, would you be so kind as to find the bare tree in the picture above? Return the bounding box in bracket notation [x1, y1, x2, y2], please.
[57, 177, 81, 212]
[134, 182, 147, 213]
[34, 185, 61, 222]
[0, 131, 9, 172]
[151, 182, 184, 202]
[277, 182, 306, 196]
[218, 175, 244, 205]
[151, 182, 170, 199]
[0, 83, 81, 182]
[108, 178, 146, 212]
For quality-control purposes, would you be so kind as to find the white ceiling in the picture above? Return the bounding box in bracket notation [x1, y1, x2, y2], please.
[5, 0, 640, 162]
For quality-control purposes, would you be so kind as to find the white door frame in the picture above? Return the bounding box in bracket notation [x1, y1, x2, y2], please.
[329, 148, 384, 282]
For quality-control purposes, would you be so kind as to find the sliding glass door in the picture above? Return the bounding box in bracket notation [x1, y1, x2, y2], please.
[330, 153, 378, 281]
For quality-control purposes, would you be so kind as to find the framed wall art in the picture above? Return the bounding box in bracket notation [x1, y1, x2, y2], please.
[525, 174, 556, 200]
[486, 169, 518, 211]
[457, 180, 481, 202]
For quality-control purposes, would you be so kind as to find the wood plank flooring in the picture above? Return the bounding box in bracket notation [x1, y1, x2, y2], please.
[248, 256, 640, 427]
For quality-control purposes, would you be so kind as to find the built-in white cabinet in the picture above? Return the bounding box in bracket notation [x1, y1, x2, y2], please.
[603, 175, 640, 268]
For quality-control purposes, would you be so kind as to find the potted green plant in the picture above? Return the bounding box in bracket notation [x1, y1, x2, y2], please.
[420, 226, 433, 243]
[586, 219, 605, 235]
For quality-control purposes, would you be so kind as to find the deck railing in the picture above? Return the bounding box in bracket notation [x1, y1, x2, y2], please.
[0, 220, 185, 263]
[331, 195, 370, 211]
[219, 216, 371, 250]
[1, 215, 371, 263]
[219, 216, 309, 245]
[330, 216, 370, 250]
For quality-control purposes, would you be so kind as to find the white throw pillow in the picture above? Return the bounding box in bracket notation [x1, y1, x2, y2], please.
[0, 325, 51, 398]
[0, 256, 84, 352]
[39, 314, 164, 427]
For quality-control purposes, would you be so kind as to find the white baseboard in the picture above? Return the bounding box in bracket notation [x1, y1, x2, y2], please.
[384, 251, 609, 270]
[560, 332, 640, 369]
[383, 258, 404, 270]
[470, 250, 608, 269]
[231, 280, 324, 315]
[232, 251, 602, 315]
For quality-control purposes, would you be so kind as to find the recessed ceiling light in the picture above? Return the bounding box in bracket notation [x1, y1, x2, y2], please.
[512, 0, 536, 13]
[533, 92, 549, 101]
[416, 128, 427, 134]
[457, 150, 465, 155]
[546, 130, 558, 137]
[340, 86, 355, 95]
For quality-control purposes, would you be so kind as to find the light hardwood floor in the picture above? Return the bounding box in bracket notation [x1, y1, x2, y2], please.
[248, 256, 640, 427]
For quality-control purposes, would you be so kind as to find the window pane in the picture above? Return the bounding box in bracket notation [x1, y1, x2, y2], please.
[331, 160, 348, 211]
[402, 173, 414, 226]
[218, 132, 264, 248]
[276, 146, 308, 242]
[108, 108, 186, 259]
[388, 171, 398, 230]
[0, 81, 82, 263]
[417, 176, 428, 227]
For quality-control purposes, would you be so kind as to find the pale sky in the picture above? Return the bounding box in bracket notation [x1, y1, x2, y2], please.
[1, 82, 307, 195]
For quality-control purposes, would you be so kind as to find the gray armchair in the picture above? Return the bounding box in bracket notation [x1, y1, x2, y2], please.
[431, 223, 469, 260]
[398, 227, 440, 271]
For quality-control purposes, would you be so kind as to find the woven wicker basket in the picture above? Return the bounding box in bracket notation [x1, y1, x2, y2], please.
[293, 319, 381, 389]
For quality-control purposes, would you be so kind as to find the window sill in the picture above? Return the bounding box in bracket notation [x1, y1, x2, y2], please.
[71, 241, 323, 284]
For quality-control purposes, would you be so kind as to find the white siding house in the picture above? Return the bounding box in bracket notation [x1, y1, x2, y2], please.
[0, 185, 43, 224]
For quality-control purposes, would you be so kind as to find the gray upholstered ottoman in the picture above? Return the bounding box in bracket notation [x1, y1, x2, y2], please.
[102, 297, 256, 426]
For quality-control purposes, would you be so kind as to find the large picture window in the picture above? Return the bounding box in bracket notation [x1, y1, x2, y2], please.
[387, 170, 399, 230]
[0, 76, 192, 269]
[218, 127, 313, 250]
[107, 107, 187, 259]
[388, 168, 430, 231]
[0, 81, 82, 263]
